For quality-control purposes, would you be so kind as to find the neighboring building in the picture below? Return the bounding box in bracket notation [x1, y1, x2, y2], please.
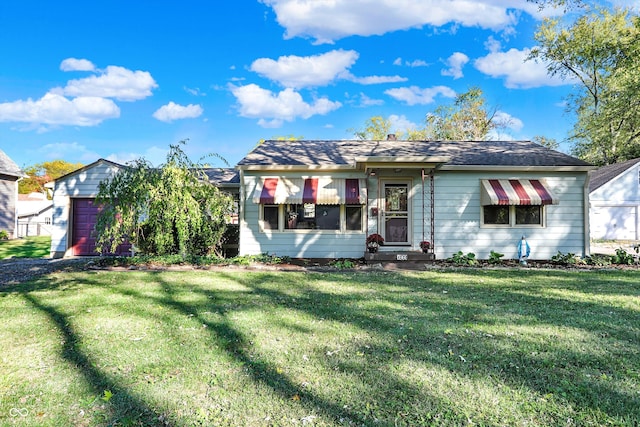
[17, 192, 53, 237]
[589, 158, 640, 241]
[237, 139, 594, 260]
[0, 149, 26, 239]
[50, 160, 240, 257]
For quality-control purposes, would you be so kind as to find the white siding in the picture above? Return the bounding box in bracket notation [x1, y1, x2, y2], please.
[50, 161, 122, 258]
[240, 172, 367, 258]
[590, 163, 640, 241]
[242, 170, 588, 260]
[431, 171, 588, 260]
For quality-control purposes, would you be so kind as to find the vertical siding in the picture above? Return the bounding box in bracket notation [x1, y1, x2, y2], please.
[50, 161, 122, 258]
[0, 176, 18, 238]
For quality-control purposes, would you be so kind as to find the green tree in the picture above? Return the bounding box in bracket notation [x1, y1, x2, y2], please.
[19, 159, 83, 194]
[423, 87, 505, 140]
[532, 135, 560, 150]
[531, 8, 640, 165]
[95, 142, 233, 258]
[350, 116, 394, 140]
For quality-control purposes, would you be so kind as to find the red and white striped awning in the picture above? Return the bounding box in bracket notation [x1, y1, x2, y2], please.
[253, 177, 367, 205]
[480, 179, 558, 206]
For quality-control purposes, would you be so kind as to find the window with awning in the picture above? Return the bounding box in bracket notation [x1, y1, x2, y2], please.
[252, 178, 367, 205]
[480, 179, 558, 206]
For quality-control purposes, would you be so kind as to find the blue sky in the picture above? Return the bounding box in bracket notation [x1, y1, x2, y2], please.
[0, 0, 631, 169]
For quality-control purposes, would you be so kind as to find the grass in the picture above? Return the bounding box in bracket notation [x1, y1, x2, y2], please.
[0, 236, 51, 259]
[0, 268, 638, 426]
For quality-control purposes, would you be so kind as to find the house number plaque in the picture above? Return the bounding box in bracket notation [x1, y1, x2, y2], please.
[396, 254, 408, 261]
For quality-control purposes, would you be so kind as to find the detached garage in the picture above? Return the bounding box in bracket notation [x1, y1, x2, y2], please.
[50, 159, 129, 258]
[589, 158, 640, 241]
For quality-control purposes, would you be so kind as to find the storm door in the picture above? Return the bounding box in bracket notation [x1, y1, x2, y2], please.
[382, 181, 410, 245]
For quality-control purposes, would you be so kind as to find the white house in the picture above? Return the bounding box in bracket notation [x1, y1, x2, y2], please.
[17, 192, 53, 237]
[237, 139, 595, 260]
[0, 149, 26, 239]
[589, 158, 640, 241]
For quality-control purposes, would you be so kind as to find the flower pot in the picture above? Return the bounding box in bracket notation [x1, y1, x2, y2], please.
[367, 246, 378, 253]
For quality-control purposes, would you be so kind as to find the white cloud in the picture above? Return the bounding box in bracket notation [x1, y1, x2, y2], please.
[393, 57, 429, 67]
[494, 111, 524, 132]
[60, 58, 96, 72]
[441, 52, 469, 79]
[345, 74, 407, 85]
[0, 92, 120, 127]
[37, 141, 100, 162]
[251, 50, 357, 88]
[60, 65, 158, 101]
[153, 102, 203, 122]
[474, 47, 570, 89]
[389, 114, 420, 133]
[106, 146, 167, 167]
[251, 50, 406, 88]
[356, 92, 384, 107]
[385, 85, 456, 106]
[184, 86, 206, 96]
[230, 83, 341, 127]
[261, 0, 535, 43]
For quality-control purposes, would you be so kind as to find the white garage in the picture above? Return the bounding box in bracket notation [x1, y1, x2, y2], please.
[589, 158, 640, 241]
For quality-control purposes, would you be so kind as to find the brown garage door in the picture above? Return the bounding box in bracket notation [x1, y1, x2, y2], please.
[71, 199, 131, 256]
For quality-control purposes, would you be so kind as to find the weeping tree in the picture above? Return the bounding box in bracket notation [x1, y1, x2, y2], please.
[95, 141, 234, 257]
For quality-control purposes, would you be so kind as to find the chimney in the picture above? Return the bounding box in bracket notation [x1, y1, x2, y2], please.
[387, 133, 397, 141]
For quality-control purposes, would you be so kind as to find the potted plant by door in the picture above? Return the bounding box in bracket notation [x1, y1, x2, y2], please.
[419, 241, 431, 253]
[366, 233, 384, 253]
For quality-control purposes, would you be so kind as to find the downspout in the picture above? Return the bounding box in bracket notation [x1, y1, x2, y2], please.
[238, 168, 246, 256]
[430, 169, 435, 255]
[14, 176, 23, 239]
[421, 168, 425, 247]
[583, 171, 591, 257]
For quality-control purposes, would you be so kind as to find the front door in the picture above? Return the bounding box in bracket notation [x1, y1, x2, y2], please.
[382, 181, 410, 245]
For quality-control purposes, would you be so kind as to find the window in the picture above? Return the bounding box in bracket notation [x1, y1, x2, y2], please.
[262, 205, 279, 230]
[345, 205, 362, 231]
[262, 204, 362, 232]
[483, 205, 543, 227]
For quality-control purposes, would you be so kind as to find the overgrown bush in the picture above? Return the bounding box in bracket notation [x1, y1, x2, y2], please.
[0, 230, 8, 240]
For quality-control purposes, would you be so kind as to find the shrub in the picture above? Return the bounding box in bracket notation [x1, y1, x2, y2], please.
[448, 251, 478, 266]
[0, 230, 9, 240]
[329, 259, 356, 269]
[551, 251, 585, 266]
[488, 250, 504, 264]
[611, 248, 635, 265]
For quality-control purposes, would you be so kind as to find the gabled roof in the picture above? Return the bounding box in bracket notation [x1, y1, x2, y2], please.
[53, 158, 124, 182]
[0, 149, 26, 178]
[237, 140, 593, 170]
[202, 168, 240, 187]
[589, 158, 640, 193]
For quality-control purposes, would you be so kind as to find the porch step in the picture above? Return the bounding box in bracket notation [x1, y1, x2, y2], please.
[364, 251, 436, 262]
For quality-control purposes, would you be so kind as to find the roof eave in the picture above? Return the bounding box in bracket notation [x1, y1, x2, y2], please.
[439, 165, 596, 172]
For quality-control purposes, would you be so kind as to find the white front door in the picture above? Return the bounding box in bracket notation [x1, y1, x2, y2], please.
[382, 181, 410, 245]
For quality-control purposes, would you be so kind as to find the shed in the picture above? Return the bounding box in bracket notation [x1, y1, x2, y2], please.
[589, 158, 640, 241]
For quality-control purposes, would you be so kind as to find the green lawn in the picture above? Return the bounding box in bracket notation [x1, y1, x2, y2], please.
[0, 236, 51, 259]
[1, 268, 638, 426]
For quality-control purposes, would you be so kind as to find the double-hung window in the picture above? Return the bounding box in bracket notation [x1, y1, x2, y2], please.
[480, 179, 557, 228]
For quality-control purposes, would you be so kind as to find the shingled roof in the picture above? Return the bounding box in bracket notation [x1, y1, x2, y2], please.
[0, 149, 25, 178]
[589, 158, 640, 192]
[202, 168, 239, 186]
[237, 140, 592, 169]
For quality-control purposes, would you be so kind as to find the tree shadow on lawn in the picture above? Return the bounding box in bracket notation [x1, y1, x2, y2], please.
[218, 270, 640, 424]
[21, 291, 175, 426]
[5, 268, 640, 425]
